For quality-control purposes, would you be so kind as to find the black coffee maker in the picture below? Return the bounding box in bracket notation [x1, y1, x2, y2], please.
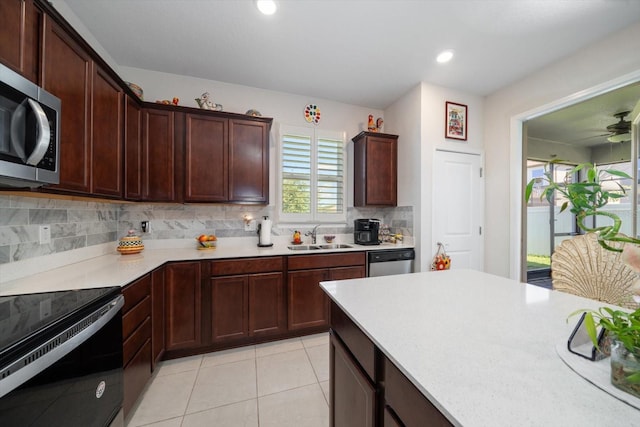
[354, 219, 381, 245]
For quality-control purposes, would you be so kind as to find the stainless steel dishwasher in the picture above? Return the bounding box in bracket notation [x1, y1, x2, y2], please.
[367, 248, 415, 277]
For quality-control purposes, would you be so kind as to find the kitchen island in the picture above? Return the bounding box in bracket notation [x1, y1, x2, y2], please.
[320, 269, 640, 426]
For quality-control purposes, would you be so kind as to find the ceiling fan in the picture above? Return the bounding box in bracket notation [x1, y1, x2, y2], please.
[605, 111, 631, 143]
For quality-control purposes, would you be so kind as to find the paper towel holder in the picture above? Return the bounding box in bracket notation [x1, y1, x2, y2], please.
[257, 216, 274, 247]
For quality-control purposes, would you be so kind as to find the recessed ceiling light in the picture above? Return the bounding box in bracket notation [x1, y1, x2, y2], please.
[256, 0, 277, 15]
[436, 50, 454, 64]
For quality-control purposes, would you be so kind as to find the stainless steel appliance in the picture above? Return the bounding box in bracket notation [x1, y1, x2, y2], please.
[0, 287, 124, 427]
[354, 219, 380, 245]
[0, 63, 60, 188]
[367, 248, 415, 277]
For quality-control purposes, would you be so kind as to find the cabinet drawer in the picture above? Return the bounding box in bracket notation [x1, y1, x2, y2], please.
[123, 316, 151, 366]
[122, 296, 151, 340]
[210, 257, 283, 276]
[331, 302, 376, 382]
[123, 274, 151, 312]
[384, 356, 453, 427]
[123, 338, 151, 417]
[288, 252, 365, 270]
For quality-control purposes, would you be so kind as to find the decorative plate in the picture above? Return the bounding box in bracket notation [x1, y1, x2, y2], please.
[304, 104, 321, 125]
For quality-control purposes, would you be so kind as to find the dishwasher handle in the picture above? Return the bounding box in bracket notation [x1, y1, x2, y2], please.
[368, 249, 415, 263]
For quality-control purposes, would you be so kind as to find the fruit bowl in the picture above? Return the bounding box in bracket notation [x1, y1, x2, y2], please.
[196, 234, 217, 250]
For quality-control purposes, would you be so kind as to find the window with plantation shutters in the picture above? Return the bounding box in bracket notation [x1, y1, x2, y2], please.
[279, 126, 346, 222]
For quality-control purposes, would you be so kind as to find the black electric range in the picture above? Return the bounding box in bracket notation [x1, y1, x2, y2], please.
[0, 286, 124, 427]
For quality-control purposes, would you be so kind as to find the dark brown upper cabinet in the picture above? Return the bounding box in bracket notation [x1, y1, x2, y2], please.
[183, 111, 271, 204]
[142, 106, 178, 202]
[0, 0, 41, 82]
[352, 131, 398, 207]
[42, 16, 92, 194]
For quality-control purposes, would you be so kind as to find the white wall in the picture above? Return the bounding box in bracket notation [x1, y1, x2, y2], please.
[385, 85, 423, 268]
[485, 21, 640, 279]
[385, 82, 484, 272]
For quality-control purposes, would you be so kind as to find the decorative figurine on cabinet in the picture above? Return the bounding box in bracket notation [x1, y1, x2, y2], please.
[195, 92, 223, 111]
[367, 114, 376, 131]
[376, 117, 384, 132]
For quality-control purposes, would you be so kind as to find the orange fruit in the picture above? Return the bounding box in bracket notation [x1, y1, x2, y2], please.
[198, 234, 207, 242]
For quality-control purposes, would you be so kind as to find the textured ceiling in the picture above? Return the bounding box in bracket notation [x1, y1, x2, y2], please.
[61, 0, 640, 109]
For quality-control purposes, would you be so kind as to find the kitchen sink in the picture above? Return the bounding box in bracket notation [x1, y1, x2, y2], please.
[287, 243, 353, 251]
[317, 244, 353, 249]
[287, 245, 321, 250]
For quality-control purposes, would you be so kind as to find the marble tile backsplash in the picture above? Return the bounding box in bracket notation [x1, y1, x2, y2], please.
[0, 194, 413, 265]
[0, 195, 118, 264]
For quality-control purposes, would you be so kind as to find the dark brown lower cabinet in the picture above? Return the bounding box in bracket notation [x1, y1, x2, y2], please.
[383, 356, 452, 427]
[249, 272, 285, 336]
[330, 301, 453, 427]
[287, 269, 330, 330]
[383, 407, 403, 427]
[165, 261, 201, 351]
[330, 333, 376, 427]
[121, 274, 152, 418]
[287, 252, 365, 332]
[211, 275, 249, 341]
[209, 257, 286, 344]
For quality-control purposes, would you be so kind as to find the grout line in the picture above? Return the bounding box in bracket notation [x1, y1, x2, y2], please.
[181, 356, 205, 420]
[255, 353, 261, 427]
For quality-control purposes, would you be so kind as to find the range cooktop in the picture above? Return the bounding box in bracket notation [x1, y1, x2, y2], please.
[0, 287, 121, 353]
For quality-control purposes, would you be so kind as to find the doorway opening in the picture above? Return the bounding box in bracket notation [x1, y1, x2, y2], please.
[521, 82, 640, 286]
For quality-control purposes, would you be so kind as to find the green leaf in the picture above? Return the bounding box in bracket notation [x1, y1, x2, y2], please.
[525, 180, 535, 203]
[584, 313, 599, 347]
[626, 371, 640, 384]
[605, 169, 632, 179]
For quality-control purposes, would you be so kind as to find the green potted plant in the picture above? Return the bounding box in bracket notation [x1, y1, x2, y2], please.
[527, 161, 640, 397]
[568, 307, 640, 397]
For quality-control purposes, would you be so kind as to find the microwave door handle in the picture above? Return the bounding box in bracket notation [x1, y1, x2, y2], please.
[24, 99, 51, 165]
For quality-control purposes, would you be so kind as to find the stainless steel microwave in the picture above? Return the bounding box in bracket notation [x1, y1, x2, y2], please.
[0, 63, 60, 188]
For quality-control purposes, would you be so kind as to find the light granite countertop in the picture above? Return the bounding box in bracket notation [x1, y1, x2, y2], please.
[0, 236, 413, 296]
[320, 269, 640, 426]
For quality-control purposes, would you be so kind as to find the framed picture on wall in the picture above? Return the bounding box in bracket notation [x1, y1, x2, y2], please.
[445, 101, 468, 141]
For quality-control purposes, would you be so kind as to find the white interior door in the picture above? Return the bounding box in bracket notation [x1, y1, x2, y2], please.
[433, 150, 484, 270]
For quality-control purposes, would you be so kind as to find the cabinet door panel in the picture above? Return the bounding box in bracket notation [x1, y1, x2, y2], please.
[229, 119, 269, 203]
[125, 96, 142, 200]
[43, 17, 91, 193]
[211, 275, 248, 342]
[249, 272, 285, 336]
[330, 333, 375, 427]
[384, 356, 452, 426]
[365, 135, 397, 205]
[91, 66, 122, 197]
[185, 114, 228, 201]
[0, 0, 39, 81]
[287, 269, 330, 330]
[143, 108, 176, 201]
[165, 262, 201, 351]
[123, 339, 151, 418]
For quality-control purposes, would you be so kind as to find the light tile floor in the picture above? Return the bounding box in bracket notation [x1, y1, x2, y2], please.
[126, 333, 330, 427]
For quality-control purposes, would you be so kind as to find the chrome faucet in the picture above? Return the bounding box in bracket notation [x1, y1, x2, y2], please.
[305, 224, 321, 244]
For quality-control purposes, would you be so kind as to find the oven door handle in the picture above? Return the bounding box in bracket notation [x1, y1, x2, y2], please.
[0, 294, 124, 399]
